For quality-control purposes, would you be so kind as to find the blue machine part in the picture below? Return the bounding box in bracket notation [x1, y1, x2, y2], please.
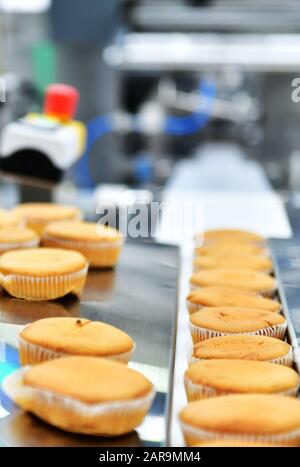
[75, 80, 216, 187]
[164, 80, 216, 136]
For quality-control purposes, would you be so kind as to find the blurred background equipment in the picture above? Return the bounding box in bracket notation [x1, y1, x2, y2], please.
[0, 0, 300, 194]
[0, 83, 85, 183]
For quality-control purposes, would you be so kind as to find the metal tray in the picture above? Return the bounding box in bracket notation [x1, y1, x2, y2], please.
[0, 240, 179, 447]
[270, 238, 300, 376]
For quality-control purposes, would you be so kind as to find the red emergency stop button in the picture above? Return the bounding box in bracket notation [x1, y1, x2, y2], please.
[44, 84, 79, 120]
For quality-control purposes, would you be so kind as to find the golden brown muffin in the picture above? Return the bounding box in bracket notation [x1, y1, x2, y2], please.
[2, 357, 154, 436]
[187, 287, 281, 314]
[180, 394, 300, 446]
[0, 208, 21, 228]
[194, 255, 273, 273]
[192, 440, 289, 447]
[195, 243, 266, 257]
[0, 248, 88, 300]
[190, 269, 277, 297]
[43, 220, 123, 268]
[0, 226, 39, 254]
[184, 359, 299, 401]
[202, 229, 264, 244]
[190, 307, 286, 343]
[12, 203, 82, 234]
[19, 317, 135, 365]
[192, 335, 292, 366]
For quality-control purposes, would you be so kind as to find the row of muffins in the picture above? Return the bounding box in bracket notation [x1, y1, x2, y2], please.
[0, 203, 123, 301]
[178, 229, 300, 447]
[2, 316, 155, 436]
[0, 204, 154, 436]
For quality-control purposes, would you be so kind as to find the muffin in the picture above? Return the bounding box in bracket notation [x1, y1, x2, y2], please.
[195, 243, 267, 257]
[43, 221, 123, 268]
[19, 317, 135, 365]
[192, 440, 289, 447]
[190, 269, 277, 297]
[0, 208, 21, 228]
[202, 229, 264, 244]
[194, 255, 273, 273]
[12, 203, 82, 234]
[2, 356, 155, 436]
[187, 287, 281, 315]
[179, 394, 300, 446]
[190, 307, 287, 343]
[184, 360, 299, 401]
[0, 248, 88, 300]
[192, 335, 293, 367]
[0, 226, 39, 254]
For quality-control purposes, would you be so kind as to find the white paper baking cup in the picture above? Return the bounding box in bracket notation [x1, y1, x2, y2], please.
[2, 367, 155, 436]
[194, 245, 271, 259]
[186, 298, 282, 315]
[189, 346, 294, 368]
[184, 375, 299, 402]
[0, 238, 40, 252]
[189, 283, 277, 298]
[0, 265, 88, 301]
[18, 335, 135, 365]
[179, 420, 300, 447]
[189, 321, 288, 344]
[194, 233, 268, 248]
[193, 262, 274, 275]
[43, 235, 124, 267]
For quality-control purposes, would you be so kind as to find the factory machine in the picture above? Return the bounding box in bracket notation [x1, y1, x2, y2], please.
[1, 0, 300, 447]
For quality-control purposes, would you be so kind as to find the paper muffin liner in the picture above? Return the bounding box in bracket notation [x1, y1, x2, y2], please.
[189, 346, 294, 368]
[189, 283, 277, 298]
[184, 375, 299, 402]
[194, 245, 271, 259]
[42, 235, 124, 268]
[193, 263, 273, 275]
[18, 336, 135, 366]
[0, 265, 88, 301]
[179, 420, 300, 447]
[194, 233, 268, 248]
[0, 238, 40, 254]
[2, 368, 155, 436]
[189, 321, 288, 344]
[186, 298, 282, 315]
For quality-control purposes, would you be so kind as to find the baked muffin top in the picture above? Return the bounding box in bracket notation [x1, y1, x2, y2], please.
[0, 209, 20, 228]
[0, 226, 38, 244]
[0, 248, 87, 276]
[190, 307, 285, 333]
[190, 269, 276, 293]
[23, 356, 153, 403]
[187, 287, 281, 312]
[180, 394, 300, 435]
[185, 359, 299, 394]
[193, 335, 291, 361]
[44, 221, 122, 243]
[195, 244, 265, 257]
[194, 255, 272, 273]
[202, 229, 264, 243]
[13, 203, 81, 223]
[20, 317, 134, 356]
